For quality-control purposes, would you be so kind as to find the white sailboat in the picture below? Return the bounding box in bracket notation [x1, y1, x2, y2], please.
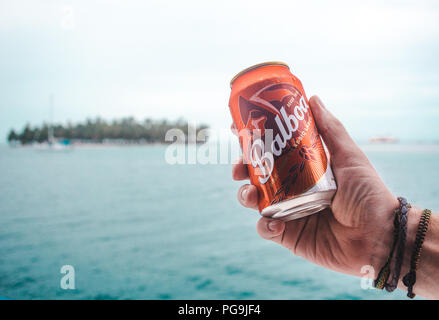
[34, 95, 71, 150]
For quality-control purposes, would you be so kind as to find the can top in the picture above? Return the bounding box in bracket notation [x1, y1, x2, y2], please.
[230, 61, 289, 88]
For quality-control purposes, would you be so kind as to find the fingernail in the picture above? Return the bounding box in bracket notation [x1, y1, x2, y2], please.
[267, 220, 283, 233]
[240, 186, 249, 201]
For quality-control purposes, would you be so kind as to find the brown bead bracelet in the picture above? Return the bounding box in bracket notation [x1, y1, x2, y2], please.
[402, 209, 432, 298]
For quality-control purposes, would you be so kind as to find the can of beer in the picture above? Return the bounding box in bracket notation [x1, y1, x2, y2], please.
[229, 62, 337, 221]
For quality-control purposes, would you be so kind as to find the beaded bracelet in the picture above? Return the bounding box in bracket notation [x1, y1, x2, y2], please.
[402, 209, 432, 298]
[385, 197, 411, 292]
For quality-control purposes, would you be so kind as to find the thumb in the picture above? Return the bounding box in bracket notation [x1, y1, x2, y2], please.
[256, 217, 285, 244]
[308, 95, 359, 162]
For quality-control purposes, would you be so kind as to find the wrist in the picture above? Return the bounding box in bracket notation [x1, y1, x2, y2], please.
[368, 195, 400, 277]
[360, 198, 438, 298]
[397, 206, 439, 298]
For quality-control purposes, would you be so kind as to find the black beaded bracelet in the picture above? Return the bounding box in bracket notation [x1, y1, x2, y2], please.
[385, 197, 411, 292]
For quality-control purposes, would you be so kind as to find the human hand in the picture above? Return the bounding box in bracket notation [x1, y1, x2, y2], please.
[232, 96, 400, 277]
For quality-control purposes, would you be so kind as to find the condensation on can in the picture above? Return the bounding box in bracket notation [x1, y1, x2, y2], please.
[229, 62, 337, 221]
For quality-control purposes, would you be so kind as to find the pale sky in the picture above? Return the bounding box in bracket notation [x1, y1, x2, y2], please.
[1, 0, 439, 142]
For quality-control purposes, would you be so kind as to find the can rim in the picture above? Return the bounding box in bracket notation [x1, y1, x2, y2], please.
[230, 61, 290, 88]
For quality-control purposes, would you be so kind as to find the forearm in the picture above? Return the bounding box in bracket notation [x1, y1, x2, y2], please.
[397, 206, 439, 299]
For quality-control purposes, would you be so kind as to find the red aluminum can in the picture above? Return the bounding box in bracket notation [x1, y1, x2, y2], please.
[229, 62, 337, 221]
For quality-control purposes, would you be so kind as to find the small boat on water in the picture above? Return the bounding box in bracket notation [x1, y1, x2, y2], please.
[368, 136, 398, 144]
[32, 139, 71, 151]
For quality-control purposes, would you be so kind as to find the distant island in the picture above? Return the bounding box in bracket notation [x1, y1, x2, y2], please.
[7, 117, 209, 146]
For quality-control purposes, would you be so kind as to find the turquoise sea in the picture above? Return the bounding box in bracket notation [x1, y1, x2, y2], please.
[0, 143, 438, 300]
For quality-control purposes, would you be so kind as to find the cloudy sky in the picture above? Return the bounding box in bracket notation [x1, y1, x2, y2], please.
[1, 0, 439, 142]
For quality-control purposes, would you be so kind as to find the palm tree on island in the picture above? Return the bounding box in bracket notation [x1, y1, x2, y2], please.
[7, 117, 208, 146]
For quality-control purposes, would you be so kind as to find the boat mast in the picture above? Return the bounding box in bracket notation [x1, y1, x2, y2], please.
[48, 94, 54, 145]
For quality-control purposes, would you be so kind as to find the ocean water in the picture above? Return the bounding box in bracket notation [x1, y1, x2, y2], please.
[0, 143, 438, 300]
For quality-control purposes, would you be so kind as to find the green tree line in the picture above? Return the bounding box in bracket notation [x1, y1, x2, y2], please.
[7, 117, 209, 144]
